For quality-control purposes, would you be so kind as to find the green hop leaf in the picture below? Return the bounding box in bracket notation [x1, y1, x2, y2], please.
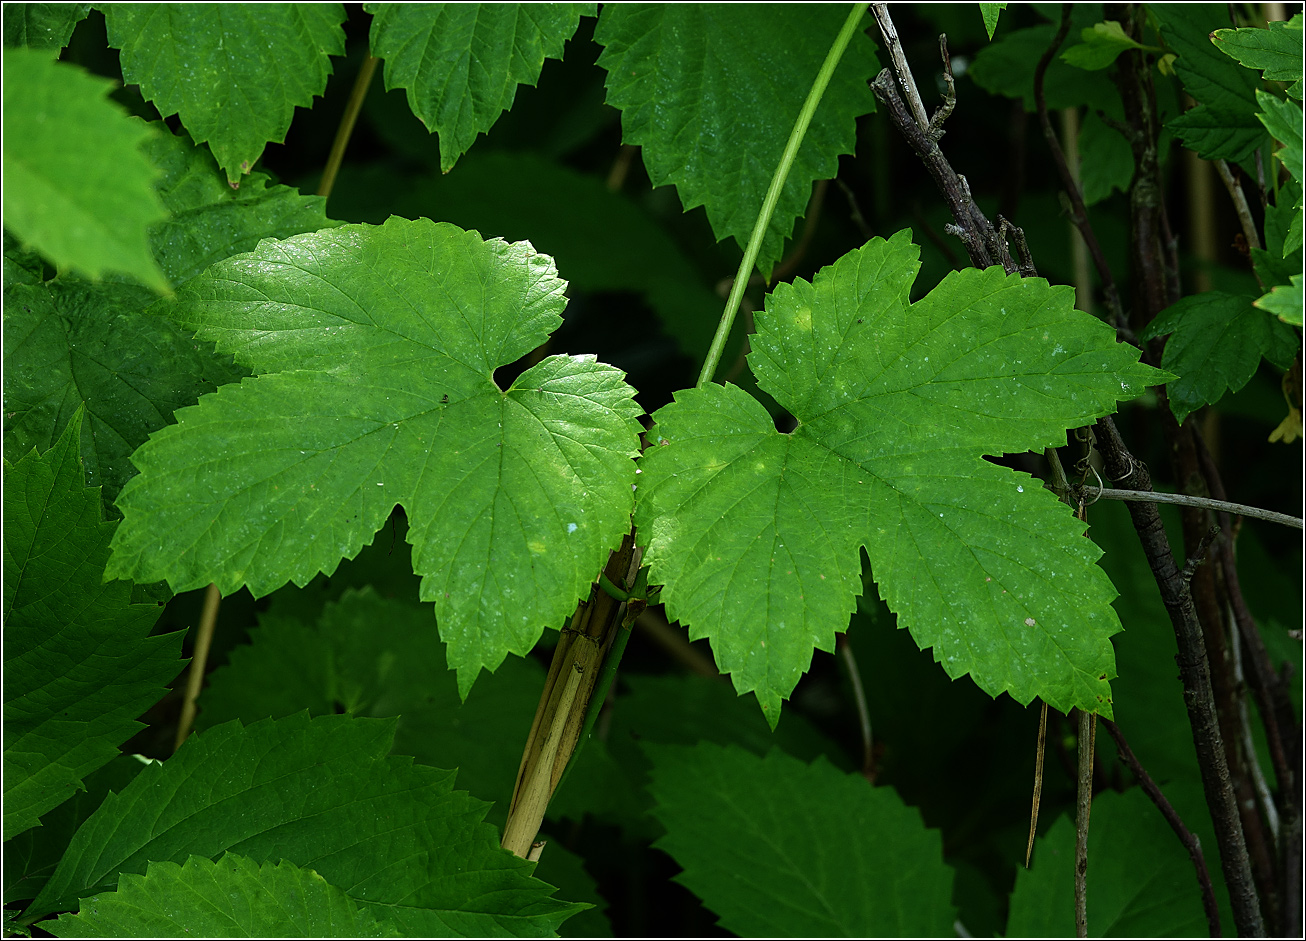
[980, 4, 1007, 42]
[594, 4, 877, 280]
[635, 230, 1166, 724]
[102, 4, 347, 185]
[3, 412, 182, 841]
[1061, 21, 1159, 72]
[1212, 14, 1304, 100]
[2, 49, 169, 292]
[2, 3, 90, 54]
[47, 855, 399, 938]
[647, 743, 956, 936]
[107, 217, 642, 696]
[28, 714, 584, 935]
[1140, 291, 1299, 422]
[1255, 274, 1304, 327]
[365, 3, 594, 173]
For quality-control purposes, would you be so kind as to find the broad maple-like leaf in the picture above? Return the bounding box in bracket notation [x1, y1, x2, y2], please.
[365, 3, 594, 172]
[634, 231, 1165, 723]
[594, 4, 877, 280]
[103, 4, 346, 184]
[107, 217, 642, 695]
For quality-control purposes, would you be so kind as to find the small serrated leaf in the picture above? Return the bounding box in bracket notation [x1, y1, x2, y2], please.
[365, 3, 593, 172]
[1142, 290, 1300, 421]
[103, 4, 346, 184]
[47, 855, 399, 938]
[594, 4, 877, 280]
[1212, 15, 1304, 99]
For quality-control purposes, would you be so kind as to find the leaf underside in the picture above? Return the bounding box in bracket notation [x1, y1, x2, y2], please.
[635, 230, 1164, 723]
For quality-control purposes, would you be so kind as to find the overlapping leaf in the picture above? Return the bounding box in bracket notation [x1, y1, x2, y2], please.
[47, 854, 398, 938]
[28, 714, 582, 935]
[3, 124, 334, 505]
[635, 231, 1164, 723]
[1140, 291, 1299, 423]
[1213, 14, 1304, 99]
[647, 743, 955, 937]
[594, 4, 877, 279]
[1155, 4, 1268, 162]
[1008, 788, 1209, 936]
[1, 3, 90, 53]
[102, 4, 346, 184]
[2, 49, 168, 291]
[107, 217, 643, 695]
[365, 3, 594, 172]
[2, 414, 182, 841]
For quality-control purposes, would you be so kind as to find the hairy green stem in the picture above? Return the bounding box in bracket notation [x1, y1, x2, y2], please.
[697, 2, 869, 388]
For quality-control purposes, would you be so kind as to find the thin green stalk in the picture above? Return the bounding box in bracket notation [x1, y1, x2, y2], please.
[696, 2, 870, 388]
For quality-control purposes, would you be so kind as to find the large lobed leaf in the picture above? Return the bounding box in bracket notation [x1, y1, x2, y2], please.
[594, 4, 877, 280]
[2, 49, 168, 292]
[647, 743, 955, 937]
[27, 713, 582, 935]
[103, 4, 347, 184]
[2, 415, 182, 841]
[365, 3, 595, 172]
[47, 854, 398, 938]
[3, 124, 334, 506]
[107, 217, 643, 695]
[635, 230, 1164, 723]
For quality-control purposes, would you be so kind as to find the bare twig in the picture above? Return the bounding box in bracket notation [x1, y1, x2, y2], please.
[1180, 525, 1222, 582]
[174, 583, 221, 752]
[1079, 486, 1304, 530]
[606, 143, 639, 192]
[1214, 159, 1267, 291]
[835, 178, 874, 240]
[1093, 414, 1264, 936]
[318, 55, 379, 200]
[1074, 709, 1096, 938]
[872, 3, 930, 132]
[1101, 718, 1223, 936]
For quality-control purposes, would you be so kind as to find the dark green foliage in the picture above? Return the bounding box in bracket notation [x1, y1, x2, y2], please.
[3, 4, 1300, 938]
